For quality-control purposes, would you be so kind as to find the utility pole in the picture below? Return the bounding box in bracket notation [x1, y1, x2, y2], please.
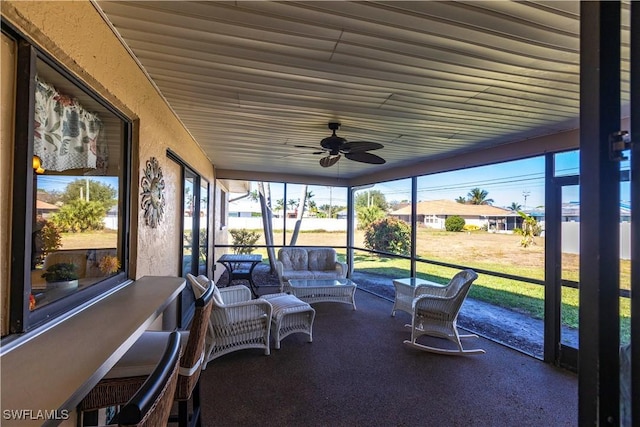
[522, 190, 530, 211]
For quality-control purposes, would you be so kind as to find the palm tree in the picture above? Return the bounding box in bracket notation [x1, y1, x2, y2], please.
[467, 188, 494, 205]
[455, 196, 467, 204]
[509, 202, 522, 211]
[273, 199, 284, 217]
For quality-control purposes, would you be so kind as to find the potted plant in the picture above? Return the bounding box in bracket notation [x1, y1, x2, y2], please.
[41, 262, 79, 290]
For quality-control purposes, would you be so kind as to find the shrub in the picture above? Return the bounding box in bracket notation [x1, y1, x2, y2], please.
[229, 229, 261, 254]
[32, 217, 62, 267]
[50, 199, 107, 232]
[445, 215, 465, 232]
[363, 217, 411, 255]
[515, 211, 542, 247]
[356, 205, 385, 230]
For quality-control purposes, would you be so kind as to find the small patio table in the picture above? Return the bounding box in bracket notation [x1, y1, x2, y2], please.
[217, 253, 262, 297]
[391, 277, 444, 317]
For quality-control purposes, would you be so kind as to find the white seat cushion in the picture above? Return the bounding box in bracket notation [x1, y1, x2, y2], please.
[313, 271, 342, 280]
[278, 248, 308, 271]
[192, 274, 223, 305]
[282, 271, 315, 280]
[105, 330, 189, 379]
[307, 248, 336, 271]
[190, 275, 210, 297]
[262, 294, 310, 321]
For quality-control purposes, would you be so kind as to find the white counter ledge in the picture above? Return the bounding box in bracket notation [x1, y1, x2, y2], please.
[0, 276, 185, 426]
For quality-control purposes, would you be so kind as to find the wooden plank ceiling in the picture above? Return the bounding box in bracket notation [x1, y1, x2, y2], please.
[94, 1, 631, 182]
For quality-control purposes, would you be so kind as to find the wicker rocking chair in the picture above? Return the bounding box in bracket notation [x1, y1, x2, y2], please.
[403, 269, 485, 356]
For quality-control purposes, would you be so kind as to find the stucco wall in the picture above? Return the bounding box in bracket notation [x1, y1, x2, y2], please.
[1, 1, 215, 284]
[0, 32, 16, 334]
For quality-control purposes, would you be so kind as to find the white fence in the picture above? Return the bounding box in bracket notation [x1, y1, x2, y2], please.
[562, 222, 631, 260]
[228, 217, 347, 232]
[103, 216, 118, 230]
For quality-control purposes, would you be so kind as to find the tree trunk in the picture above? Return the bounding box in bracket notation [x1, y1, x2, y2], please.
[258, 182, 277, 272]
[289, 185, 308, 246]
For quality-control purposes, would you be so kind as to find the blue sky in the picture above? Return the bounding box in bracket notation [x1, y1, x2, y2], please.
[238, 149, 631, 211]
[249, 156, 550, 209]
[37, 175, 119, 193]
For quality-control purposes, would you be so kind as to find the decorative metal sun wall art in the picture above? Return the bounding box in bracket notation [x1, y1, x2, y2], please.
[140, 157, 166, 228]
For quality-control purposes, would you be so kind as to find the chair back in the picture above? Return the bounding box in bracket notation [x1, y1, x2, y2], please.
[414, 269, 478, 319]
[186, 273, 209, 297]
[445, 269, 478, 299]
[177, 277, 215, 400]
[118, 331, 181, 427]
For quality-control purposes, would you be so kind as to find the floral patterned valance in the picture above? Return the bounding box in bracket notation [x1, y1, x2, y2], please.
[34, 75, 108, 173]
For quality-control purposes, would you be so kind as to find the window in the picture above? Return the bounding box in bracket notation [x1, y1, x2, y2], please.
[167, 150, 209, 327]
[4, 26, 131, 334]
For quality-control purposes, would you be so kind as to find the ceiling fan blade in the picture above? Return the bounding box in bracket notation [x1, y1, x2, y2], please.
[292, 144, 325, 155]
[341, 141, 384, 153]
[279, 151, 324, 159]
[294, 144, 324, 150]
[345, 151, 386, 165]
[319, 155, 341, 168]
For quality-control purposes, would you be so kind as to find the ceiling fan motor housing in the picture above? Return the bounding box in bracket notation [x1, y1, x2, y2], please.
[320, 136, 346, 154]
[321, 122, 345, 154]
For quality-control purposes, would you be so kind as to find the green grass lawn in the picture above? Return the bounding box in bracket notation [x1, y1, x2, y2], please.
[352, 253, 631, 343]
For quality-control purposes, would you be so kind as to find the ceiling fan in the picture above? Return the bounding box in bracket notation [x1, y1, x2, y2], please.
[295, 122, 386, 168]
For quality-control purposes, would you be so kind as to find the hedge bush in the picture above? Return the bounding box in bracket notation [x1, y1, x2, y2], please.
[445, 215, 465, 232]
[229, 229, 261, 254]
[364, 217, 411, 255]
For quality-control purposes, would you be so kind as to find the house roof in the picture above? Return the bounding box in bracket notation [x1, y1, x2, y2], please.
[390, 199, 513, 217]
[36, 200, 60, 210]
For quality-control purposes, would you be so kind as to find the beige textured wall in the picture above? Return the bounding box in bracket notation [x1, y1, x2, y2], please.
[0, 32, 16, 335]
[1, 1, 215, 281]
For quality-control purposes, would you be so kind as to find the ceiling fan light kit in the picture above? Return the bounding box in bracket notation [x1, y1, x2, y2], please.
[315, 122, 386, 168]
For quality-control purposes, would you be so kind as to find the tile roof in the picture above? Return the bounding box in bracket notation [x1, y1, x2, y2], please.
[390, 199, 513, 217]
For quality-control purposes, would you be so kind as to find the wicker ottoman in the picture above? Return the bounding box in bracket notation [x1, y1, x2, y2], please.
[262, 293, 315, 350]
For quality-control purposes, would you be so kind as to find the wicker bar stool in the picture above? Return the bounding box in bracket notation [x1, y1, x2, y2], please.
[78, 279, 214, 427]
[114, 331, 181, 427]
[79, 331, 181, 426]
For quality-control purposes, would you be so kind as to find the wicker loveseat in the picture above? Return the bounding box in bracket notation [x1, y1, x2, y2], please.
[275, 247, 347, 292]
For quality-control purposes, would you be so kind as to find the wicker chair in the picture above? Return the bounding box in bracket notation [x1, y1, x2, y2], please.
[89, 331, 181, 426]
[187, 274, 273, 367]
[403, 269, 485, 355]
[204, 283, 273, 367]
[78, 281, 214, 427]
